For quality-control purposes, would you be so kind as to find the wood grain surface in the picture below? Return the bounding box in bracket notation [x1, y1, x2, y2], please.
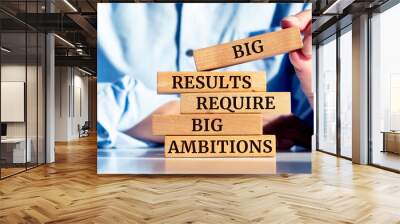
[157, 71, 266, 93]
[152, 114, 263, 135]
[164, 156, 276, 174]
[180, 92, 291, 114]
[1, 135, 400, 223]
[164, 135, 276, 158]
[193, 27, 302, 71]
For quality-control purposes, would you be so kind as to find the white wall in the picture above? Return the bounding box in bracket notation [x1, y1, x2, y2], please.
[72, 73, 89, 138]
[1, 63, 46, 164]
[54, 67, 89, 141]
[1, 65, 39, 138]
[1, 65, 26, 140]
[55, 66, 69, 141]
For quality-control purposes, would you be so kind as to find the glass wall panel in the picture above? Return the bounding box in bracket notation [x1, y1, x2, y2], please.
[317, 37, 337, 154]
[26, 0, 41, 169]
[371, 4, 400, 171]
[339, 29, 352, 158]
[0, 1, 46, 179]
[27, 30, 38, 169]
[1, 30, 27, 177]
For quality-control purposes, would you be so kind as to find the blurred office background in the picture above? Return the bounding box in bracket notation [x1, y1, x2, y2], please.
[313, 0, 400, 172]
[0, 0, 399, 178]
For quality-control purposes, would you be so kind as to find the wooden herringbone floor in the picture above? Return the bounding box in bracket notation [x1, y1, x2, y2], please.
[1, 135, 400, 224]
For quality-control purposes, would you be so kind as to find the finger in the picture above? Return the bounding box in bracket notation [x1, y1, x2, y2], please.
[303, 19, 312, 37]
[281, 9, 312, 32]
[294, 9, 312, 31]
[301, 30, 312, 58]
[281, 16, 299, 29]
[288, 50, 311, 71]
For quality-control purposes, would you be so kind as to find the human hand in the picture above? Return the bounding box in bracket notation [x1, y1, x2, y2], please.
[263, 114, 312, 151]
[124, 100, 180, 143]
[281, 9, 313, 108]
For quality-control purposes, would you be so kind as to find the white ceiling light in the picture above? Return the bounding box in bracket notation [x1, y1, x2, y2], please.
[63, 0, 78, 12]
[1, 47, 11, 53]
[323, 0, 355, 15]
[78, 67, 93, 76]
[54, 34, 75, 48]
[76, 48, 85, 55]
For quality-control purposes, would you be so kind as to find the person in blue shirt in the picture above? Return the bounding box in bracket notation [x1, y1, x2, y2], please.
[97, 3, 313, 151]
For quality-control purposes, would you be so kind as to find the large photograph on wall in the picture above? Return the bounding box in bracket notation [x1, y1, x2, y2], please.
[97, 2, 313, 174]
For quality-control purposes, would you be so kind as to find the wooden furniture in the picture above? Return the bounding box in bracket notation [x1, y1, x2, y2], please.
[382, 131, 400, 154]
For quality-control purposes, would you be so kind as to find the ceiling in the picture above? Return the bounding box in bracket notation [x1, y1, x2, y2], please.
[312, 0, 392, 44]
[0, 0, 99, 74]
[0, 0, 395, 74]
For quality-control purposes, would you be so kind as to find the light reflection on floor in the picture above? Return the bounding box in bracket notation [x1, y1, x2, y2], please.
[97, 147, 311, 174]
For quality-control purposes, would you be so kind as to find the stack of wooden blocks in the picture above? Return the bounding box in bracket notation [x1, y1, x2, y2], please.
[152, 27, 303, 158]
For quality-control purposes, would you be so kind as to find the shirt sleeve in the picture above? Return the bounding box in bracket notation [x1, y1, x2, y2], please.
[97, 76, 178, 148]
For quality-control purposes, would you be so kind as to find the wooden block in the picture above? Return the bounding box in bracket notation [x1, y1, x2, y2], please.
[152, 114, 262, 136]
[157, 71, 266, 93]
[193, 27, 303, 71]
[164, 135, 276, 158]
[164, 157, 276, 174]
[180, 92, 291, 114]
